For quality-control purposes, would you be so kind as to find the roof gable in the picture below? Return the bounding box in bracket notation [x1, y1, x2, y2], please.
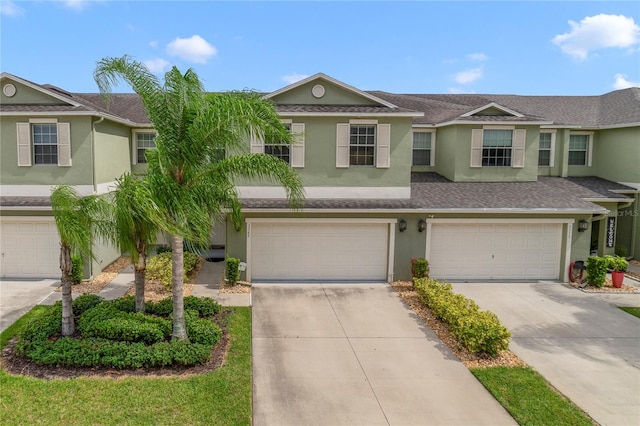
[265, 73, 397, 108]
[0, 73, 81, 107]
[461, 102, 524, 118]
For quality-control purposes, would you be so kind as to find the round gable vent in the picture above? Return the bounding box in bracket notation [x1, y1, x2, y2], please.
[311, 84, 325, 98]
[3, 83, 16, 97]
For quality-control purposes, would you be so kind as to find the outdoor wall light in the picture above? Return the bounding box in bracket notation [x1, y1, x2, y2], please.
[399, 219, 407, 232]
[578, 219, 589, 232]
[418, 219, 427, 233]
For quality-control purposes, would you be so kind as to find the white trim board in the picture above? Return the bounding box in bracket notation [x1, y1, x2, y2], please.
[236, 186, 411, 199]
[0, 182, 117, 197]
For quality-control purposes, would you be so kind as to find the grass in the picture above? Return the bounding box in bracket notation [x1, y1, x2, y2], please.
[471, 366, 595, 426]
[0, 306, 252, 426]
[618, 306, 640, 318]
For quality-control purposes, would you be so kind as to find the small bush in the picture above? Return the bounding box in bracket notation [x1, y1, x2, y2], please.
[615, 245, 628, 258]
[156, 245, 172, 254]
[184, 295, 221, 317]
[72, 294, 104, 316]
[225, 257, 240, 284]
[146, 252, 200, 290]
[411, 258, 429, 278]
[605, 255, 628, 272]
[185, 310, 222, 346]
[146, 297, 174, 317]
[586, 256, 608, 287]
[414, 278, 510, 357]
[71, 256, 83, 284]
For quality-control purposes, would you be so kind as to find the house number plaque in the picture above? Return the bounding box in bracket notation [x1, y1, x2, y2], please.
[606, 216, 615, 248]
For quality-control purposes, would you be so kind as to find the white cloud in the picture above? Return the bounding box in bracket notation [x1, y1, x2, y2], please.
[166, 35, 217, 64]
[61, 0, 91, 11]
[468, 53, 488, 61]
[144, 58, 170, 74]
[454, 67, 483, 85]
[613, 73, 640, 90]
[281, 73, 309, 85]
[553, 14, 640, 60]
[0, 0, 24, 16]
[149, 41, 158, 49]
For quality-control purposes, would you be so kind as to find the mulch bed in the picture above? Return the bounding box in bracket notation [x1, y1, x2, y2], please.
[1, 309, 233, 380]
[54, 257, 132, 294]
[391, 281, 527, 369]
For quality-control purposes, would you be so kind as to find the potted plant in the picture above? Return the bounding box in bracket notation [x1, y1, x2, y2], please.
[606, 255, 628, 288]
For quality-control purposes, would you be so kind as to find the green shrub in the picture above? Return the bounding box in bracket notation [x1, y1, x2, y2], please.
[145, 297, 174, 317]
[72, 294, 104, 316]
[412, 258, 429, 278]
[615, 245, 628, 258]
[108, 295, 136, 313]
[586, 256, 608, 287]
[156, 245, 172, 254]
[78, 302, 171, 344]
[15, 296, 219, 369]
[71, 256, 83, 284]
[146, 252, 200, 289]
[184, 295, 221, 317]
[605, 255, 628, 272]
[185, 310, 222, 346]
[413, 277, 511, 357]
[225, 256, 240, 284]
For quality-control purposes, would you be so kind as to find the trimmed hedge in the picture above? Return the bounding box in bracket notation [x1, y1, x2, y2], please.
[586, 256, 608, 287]
[414, 278, 511, 357]
[16, 295, 222, 368]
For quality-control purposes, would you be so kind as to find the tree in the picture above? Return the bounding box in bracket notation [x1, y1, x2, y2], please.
[111, 173, 161, 313]
[50, 185, 112, 336]
[94, 56, 303, 340]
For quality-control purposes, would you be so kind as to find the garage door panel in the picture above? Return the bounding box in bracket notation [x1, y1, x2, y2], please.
[429, 223, 561, 280]
[251, 222, 388, 282]
[1, 219, 60, 278]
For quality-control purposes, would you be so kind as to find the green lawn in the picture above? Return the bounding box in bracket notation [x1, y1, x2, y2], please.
[619, 306, 640, 318]
[471, 366, 595, 426]
[0, 306, 252, 426]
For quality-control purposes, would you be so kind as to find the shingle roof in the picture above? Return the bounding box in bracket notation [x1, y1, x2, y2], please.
[238, 174, 631, 212]
[2, 175, 631, 213]
[2, 73, 638, 128]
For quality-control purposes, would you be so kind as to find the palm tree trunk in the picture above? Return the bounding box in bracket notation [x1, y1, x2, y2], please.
[60, 243, 75, 336]
[134, 251, 146, 313]
[171, 234, 187, 340]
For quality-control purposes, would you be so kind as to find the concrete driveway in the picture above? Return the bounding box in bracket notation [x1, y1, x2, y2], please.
[452, 282, 640, 426]
[252, 284, 516, 426]
[0, 278, 58, 332]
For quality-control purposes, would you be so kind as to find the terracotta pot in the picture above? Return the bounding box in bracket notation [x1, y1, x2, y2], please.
[611, 271, 624, 288]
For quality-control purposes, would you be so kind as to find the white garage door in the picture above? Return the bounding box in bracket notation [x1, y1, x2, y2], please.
[250, 221, 389, 282]
[428, 222, 562, 280]
[1, 218, 60, 278]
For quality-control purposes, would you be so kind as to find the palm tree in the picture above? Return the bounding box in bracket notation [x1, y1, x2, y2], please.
[50, 185, 112, 336]
[110, 173, 161, 313]
[94, 56, 303, 340]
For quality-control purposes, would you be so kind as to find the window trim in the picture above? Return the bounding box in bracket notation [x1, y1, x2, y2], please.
[568, 132, 593, 167]
[412, 129, 436, 166]
[32, 122, 59, 165]
[132, 129, 157, 165]
[471, 125, 525, 168]
[538, 130, 556, 168]
[349, 123, 377, 167]
[17, 118, 71, 167]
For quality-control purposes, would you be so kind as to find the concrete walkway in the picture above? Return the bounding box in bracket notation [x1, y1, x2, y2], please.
[192, 260, 251, 306]
[451, 281, 640, 426]
[0, 278, 58, 332]
[252, 284, 516, 426]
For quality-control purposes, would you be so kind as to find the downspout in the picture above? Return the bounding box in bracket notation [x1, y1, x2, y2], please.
[91, 116, 104, 193]
[89, 116, 104, 278]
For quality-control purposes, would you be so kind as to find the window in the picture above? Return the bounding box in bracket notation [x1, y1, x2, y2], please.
[265, 123, 291, 165]
[538, 132, 555, 167]
[16, 120, 71, 167]
[482, 129, 512, 166]
[412, 131, 432, 166]
[32, 123, 58, 165]
[349, 124, 375, 166]
[568, 134, 590, 166]
[136, 132, 156, 164]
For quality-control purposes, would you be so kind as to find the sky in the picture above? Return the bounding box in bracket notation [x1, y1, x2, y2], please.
[1, 1, 639, 96]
